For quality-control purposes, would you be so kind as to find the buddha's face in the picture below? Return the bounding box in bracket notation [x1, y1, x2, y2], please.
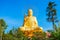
[28, 9, 33, 16]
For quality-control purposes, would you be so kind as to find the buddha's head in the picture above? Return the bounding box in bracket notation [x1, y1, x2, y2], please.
[28, 9, 33, 16]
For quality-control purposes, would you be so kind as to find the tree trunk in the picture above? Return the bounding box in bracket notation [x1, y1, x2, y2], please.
[0, 29, 2, 40]
[52, 21, 56, 31]
[0, 25, 3, 40]
[52, 22, 55, 31]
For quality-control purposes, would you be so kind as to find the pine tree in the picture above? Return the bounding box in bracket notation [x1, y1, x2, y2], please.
[46, 2, 58, 30]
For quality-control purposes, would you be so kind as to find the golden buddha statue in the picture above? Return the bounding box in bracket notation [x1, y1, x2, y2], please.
[20, 9, 43, 37]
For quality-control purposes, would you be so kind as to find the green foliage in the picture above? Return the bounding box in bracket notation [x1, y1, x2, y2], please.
[33, 32, 46, 40]
[46, 2, 57, 22]
[0, 19, 7, 33]
[47, 25, 60, 40]
[0, 19, 7, 40]
[2, 28, 28, 40]
[1, 20, 59, 40]
[1, 19, 60, 40]
[46, 1, 58, 32]
[48, 31, 60, 40]
[0, 19, 7, 30]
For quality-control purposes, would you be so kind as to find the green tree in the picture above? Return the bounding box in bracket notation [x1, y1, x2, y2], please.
[48, 30, 60, 40]
[46, 2, 58, 30]
[2, 27, 28, 40]
[0, 19, 7, 40]
[58, 22, 60, 31]
[47, 23, 60, 40]
[15, 28, 28, 40]
[33, 32, 46, 40]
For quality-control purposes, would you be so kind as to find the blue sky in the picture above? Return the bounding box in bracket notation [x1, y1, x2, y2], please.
[0, 0, 60, 33]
